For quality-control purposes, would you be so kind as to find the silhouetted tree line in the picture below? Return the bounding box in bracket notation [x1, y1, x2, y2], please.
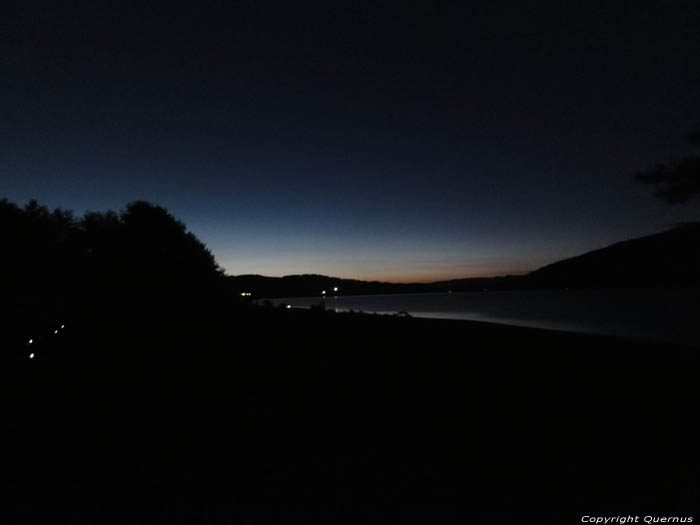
[1, 198, 224, 315]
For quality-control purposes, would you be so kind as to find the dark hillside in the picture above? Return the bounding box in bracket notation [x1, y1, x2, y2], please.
[526, 223, 700, 288]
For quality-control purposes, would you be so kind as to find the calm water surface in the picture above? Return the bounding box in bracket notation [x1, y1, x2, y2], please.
[266, 289, 700, 345]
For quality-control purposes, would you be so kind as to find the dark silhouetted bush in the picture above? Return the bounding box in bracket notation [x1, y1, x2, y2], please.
[1, 198, 225, 329]
[635, 130, 700, 204]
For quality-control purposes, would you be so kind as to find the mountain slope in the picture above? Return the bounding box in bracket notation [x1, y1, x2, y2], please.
[526, 223, 700, 288]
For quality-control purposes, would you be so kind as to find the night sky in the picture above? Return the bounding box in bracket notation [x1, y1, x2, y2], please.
[3, 2, 699, 282]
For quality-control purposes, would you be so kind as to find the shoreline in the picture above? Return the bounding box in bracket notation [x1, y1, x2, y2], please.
[265, 290, 700, 347]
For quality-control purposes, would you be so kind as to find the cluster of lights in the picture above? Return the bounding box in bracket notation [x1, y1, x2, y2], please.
[240, 292, 252, 297]
[26, 323, 66, 359]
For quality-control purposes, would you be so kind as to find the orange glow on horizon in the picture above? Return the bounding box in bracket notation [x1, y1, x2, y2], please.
[345, 270, 529, 284]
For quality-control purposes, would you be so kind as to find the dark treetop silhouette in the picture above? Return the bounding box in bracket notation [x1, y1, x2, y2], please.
[635, 130, 700, 205]
[1, 198, 223, 299]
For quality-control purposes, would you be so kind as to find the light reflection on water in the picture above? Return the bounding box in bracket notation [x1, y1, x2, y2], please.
[265, 289, 700, 345]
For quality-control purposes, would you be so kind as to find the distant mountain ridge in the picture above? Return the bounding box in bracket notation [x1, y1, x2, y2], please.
[226, 273, 437, 299]
[227, 223, 700, 298]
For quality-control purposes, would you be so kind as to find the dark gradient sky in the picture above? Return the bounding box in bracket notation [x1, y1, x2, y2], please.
[3, 2, 699, 281]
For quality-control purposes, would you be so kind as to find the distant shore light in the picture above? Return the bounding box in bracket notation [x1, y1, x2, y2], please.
[29, 353, 35, 359]
[28, 339, 33, 344]
[333, 287, 338, 292]
[286, 304, 291, 309]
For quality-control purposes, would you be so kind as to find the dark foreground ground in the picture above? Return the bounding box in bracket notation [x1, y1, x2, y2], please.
[3, 301, 698, 524]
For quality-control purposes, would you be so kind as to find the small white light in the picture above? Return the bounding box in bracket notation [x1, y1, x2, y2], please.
[286, 304, 291, 309]
[54, 330, 58, 334]
[333, 287, 338, 292]
[61, 324, 65, 329]
[322, 290, 326, 295]
[28, 339, 33, 345]
[29, 353, 35, 359]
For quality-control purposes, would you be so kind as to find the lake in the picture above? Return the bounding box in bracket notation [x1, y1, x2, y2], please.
[265, 289, 700, 346]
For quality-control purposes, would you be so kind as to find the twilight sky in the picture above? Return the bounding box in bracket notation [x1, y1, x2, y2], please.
[2, 2, 699, 282]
